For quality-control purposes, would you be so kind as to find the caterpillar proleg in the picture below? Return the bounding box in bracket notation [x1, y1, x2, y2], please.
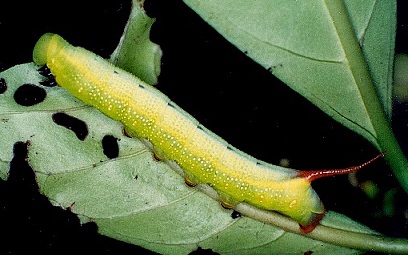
[33, 33, 383, 233]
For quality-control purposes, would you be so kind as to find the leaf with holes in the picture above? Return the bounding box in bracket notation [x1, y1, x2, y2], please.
[2, 63, 408, 254]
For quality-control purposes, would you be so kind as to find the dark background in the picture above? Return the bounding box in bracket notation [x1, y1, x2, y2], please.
[0, 0, 407, 254]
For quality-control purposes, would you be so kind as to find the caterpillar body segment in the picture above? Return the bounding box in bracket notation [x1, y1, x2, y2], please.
[33, 33, 383, 233]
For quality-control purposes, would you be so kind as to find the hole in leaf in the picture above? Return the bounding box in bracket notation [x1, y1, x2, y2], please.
[13, 84, 46, 106]
[37, 65, 58, 87]
[102, 135, 119, 159]
[8, 141, 39, 193]
[52, 112, 89, 141]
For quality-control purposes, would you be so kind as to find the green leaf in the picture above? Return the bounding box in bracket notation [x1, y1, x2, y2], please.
[182, 0, 393, 146]
[109, 0, 162, 85]
[345, 0, 395, 119]
[182, 0, 408, 193]
[394, 53, 408, 102]
[2, 63, 408, 255]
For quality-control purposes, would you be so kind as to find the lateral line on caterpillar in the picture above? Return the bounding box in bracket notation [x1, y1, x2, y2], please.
[32, 33, 385, 233]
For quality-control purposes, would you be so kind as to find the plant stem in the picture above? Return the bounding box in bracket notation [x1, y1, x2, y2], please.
[198, 184, 408, 254]
[324, 0, 408, 193]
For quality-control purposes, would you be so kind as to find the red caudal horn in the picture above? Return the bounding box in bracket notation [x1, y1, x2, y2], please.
[298, 152, 386, 182]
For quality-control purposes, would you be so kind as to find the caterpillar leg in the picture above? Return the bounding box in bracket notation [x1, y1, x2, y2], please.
[123, 129, 167, 162]
[37, 65, 52, 78]
[184, 172, 198, 187]
[218, 191, 239, 210]
[152, 145, 167, 161]
[37, 65, 57, 87]
[123, 127, 136, 138]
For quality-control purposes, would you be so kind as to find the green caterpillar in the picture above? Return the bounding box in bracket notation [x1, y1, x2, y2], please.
[33, 33, 382, 233]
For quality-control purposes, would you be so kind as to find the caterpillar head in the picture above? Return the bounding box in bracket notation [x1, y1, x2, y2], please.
[33, 33, 68, 66]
